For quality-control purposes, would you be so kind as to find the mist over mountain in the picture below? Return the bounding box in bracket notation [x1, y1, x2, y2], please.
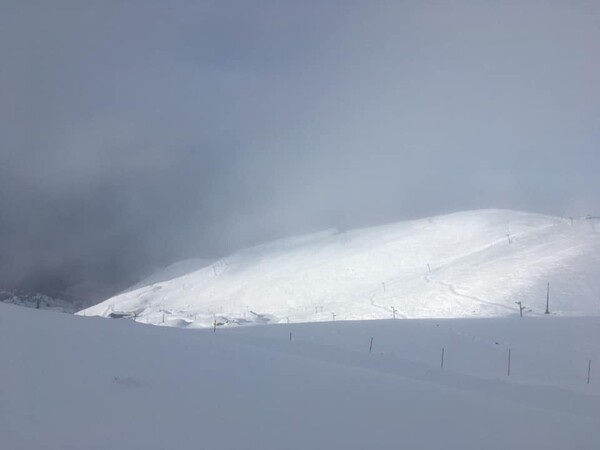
[1, 1, 599, 303]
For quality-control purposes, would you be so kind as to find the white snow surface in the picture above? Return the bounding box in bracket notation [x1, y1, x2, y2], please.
[2, 302, 600, 449]
[122, 258, 214, 293]
[80, 210, 600, 327]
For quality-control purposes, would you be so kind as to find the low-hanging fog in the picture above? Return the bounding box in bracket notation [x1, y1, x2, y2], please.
[1, 1, 598, 302]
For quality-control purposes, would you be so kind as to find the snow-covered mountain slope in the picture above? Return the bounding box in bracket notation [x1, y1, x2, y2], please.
[2, 302, 600, 450]
[80, 210, 600, 327]
[121, 258, 214, 293]
[0, 290, 82, 313]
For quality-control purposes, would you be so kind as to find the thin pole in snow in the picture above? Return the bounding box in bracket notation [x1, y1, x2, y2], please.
[545, 282, 550, 314]
[392, 306, 396, 319]
[213, 320, 216, 333]
[332, 312, 336, 321]
[289, 331, 292, 342]
[441, 347, 445, 369]
[427, 263, 431, 273]
[588, 360, 592, 384]
[507, 348, 511, 376]
[515, 301, 524, 318]
[369, 337, 373, 353]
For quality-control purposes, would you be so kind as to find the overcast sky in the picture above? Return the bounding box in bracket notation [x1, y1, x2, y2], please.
[1, 1, 599, 298]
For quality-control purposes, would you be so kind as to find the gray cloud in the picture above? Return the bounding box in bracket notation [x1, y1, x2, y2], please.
[1, 1, 599, 300]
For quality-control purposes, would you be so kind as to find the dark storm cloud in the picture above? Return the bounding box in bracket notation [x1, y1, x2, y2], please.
[1, 1, 599, 300]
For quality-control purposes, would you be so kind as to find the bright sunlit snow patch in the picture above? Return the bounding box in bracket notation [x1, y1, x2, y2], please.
[79, 210, 600, 328]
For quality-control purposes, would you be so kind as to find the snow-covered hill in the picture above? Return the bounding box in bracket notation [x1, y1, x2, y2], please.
[2, 302, 600, 449]
[80, 210, 600, 327]
[0, 290, 81, 313]
[120, 258, 215, 293]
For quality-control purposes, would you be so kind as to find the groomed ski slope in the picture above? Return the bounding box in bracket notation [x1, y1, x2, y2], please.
[2, 303, 600, 450]
[80, 210, 600, 327]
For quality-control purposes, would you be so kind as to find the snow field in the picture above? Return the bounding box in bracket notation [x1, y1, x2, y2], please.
[2, 303, 600, 450]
